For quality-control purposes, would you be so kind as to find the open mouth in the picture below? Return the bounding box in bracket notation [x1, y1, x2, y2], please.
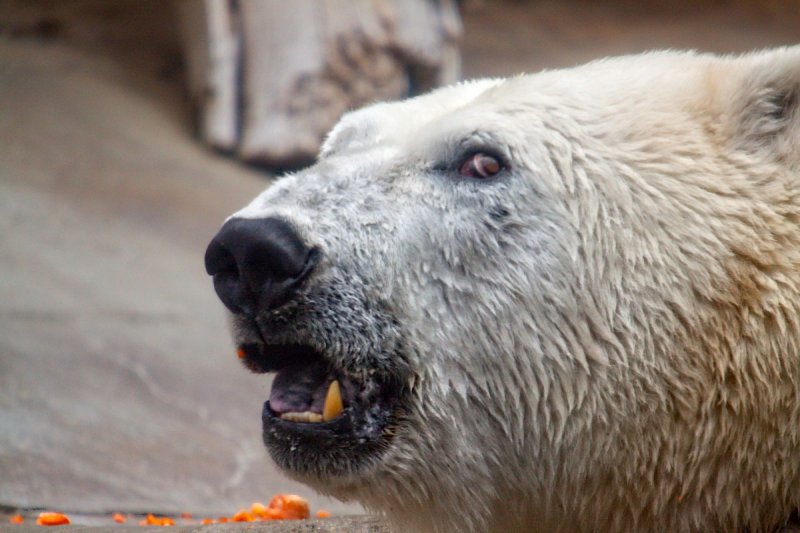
[238, 342, 403, 477]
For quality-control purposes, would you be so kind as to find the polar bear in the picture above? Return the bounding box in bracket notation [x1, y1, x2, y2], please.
[205, 47, 800, 532]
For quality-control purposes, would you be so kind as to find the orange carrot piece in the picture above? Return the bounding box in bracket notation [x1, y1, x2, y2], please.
[315, 510, 331, 518]
[36, 512, 70, 526]
[112, 513, 126, 524]
[250, 502, 268, 518]
[140, 513, 174, 526]
[200, 518, 214, 525]
[231, 509, 254, 522]
[262, 508, 284, 520]
[267, 494, 310, 520]
[9, 515, 24, 524]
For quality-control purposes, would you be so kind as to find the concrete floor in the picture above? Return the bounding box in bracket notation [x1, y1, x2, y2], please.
[0, 0, 798, 528]
[0, 517, 388, 533]
[0, 36, 364, 517]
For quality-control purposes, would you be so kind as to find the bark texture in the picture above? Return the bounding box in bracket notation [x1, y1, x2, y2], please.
[176, 0, 462, 167]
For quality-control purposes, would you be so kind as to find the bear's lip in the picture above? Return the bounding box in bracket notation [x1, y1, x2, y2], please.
[238, 342, 403, 476]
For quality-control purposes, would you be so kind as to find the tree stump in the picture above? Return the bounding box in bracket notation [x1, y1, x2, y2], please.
[176, 0, 462, 168]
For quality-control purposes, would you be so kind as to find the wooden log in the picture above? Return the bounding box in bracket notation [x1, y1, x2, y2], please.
[175, 0, 461, 167]
[175, 0, 240, 152]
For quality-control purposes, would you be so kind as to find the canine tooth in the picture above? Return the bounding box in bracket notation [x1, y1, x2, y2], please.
[280, 411, 324, 423]
[323, 380, 344, 421]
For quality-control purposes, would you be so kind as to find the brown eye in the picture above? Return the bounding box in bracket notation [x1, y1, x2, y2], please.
[459, 152, 503, 179]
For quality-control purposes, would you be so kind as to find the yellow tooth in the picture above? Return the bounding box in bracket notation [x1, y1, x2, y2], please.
[323, 380, 344, 421]
[280, 411, 323, 423]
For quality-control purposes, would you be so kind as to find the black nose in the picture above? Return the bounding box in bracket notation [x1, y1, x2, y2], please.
[204, 217, 319, 314]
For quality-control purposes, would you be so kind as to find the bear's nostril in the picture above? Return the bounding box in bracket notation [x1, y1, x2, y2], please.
[204, 239, 238, 278]
[204, 239, 253, 314]
[204, 217, 317, 315]
[212, 269, 254, 315]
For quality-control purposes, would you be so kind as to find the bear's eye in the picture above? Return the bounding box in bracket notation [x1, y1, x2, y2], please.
[459, 152, 503, 179]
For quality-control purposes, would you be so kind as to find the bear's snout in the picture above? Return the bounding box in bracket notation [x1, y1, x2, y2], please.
[204, 216, 319, 315]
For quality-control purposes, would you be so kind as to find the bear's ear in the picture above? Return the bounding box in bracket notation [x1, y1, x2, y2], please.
[720, 46, 800, 160]
[320, 104, 386, 158]
[320, 113, 369, 158]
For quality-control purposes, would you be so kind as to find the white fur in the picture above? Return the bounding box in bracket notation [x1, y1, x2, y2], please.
[234, 48, 800, 532]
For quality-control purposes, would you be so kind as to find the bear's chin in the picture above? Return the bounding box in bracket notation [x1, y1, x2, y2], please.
[240, 341, 407, 479]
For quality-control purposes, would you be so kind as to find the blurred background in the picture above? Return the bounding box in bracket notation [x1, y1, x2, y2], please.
[1, 0, 798, 524]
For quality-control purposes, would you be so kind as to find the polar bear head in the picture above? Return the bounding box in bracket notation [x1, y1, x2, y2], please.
[205, 47, 800, 532]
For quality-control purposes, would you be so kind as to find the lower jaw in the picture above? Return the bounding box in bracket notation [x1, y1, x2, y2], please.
[261, 401, 395, 478]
